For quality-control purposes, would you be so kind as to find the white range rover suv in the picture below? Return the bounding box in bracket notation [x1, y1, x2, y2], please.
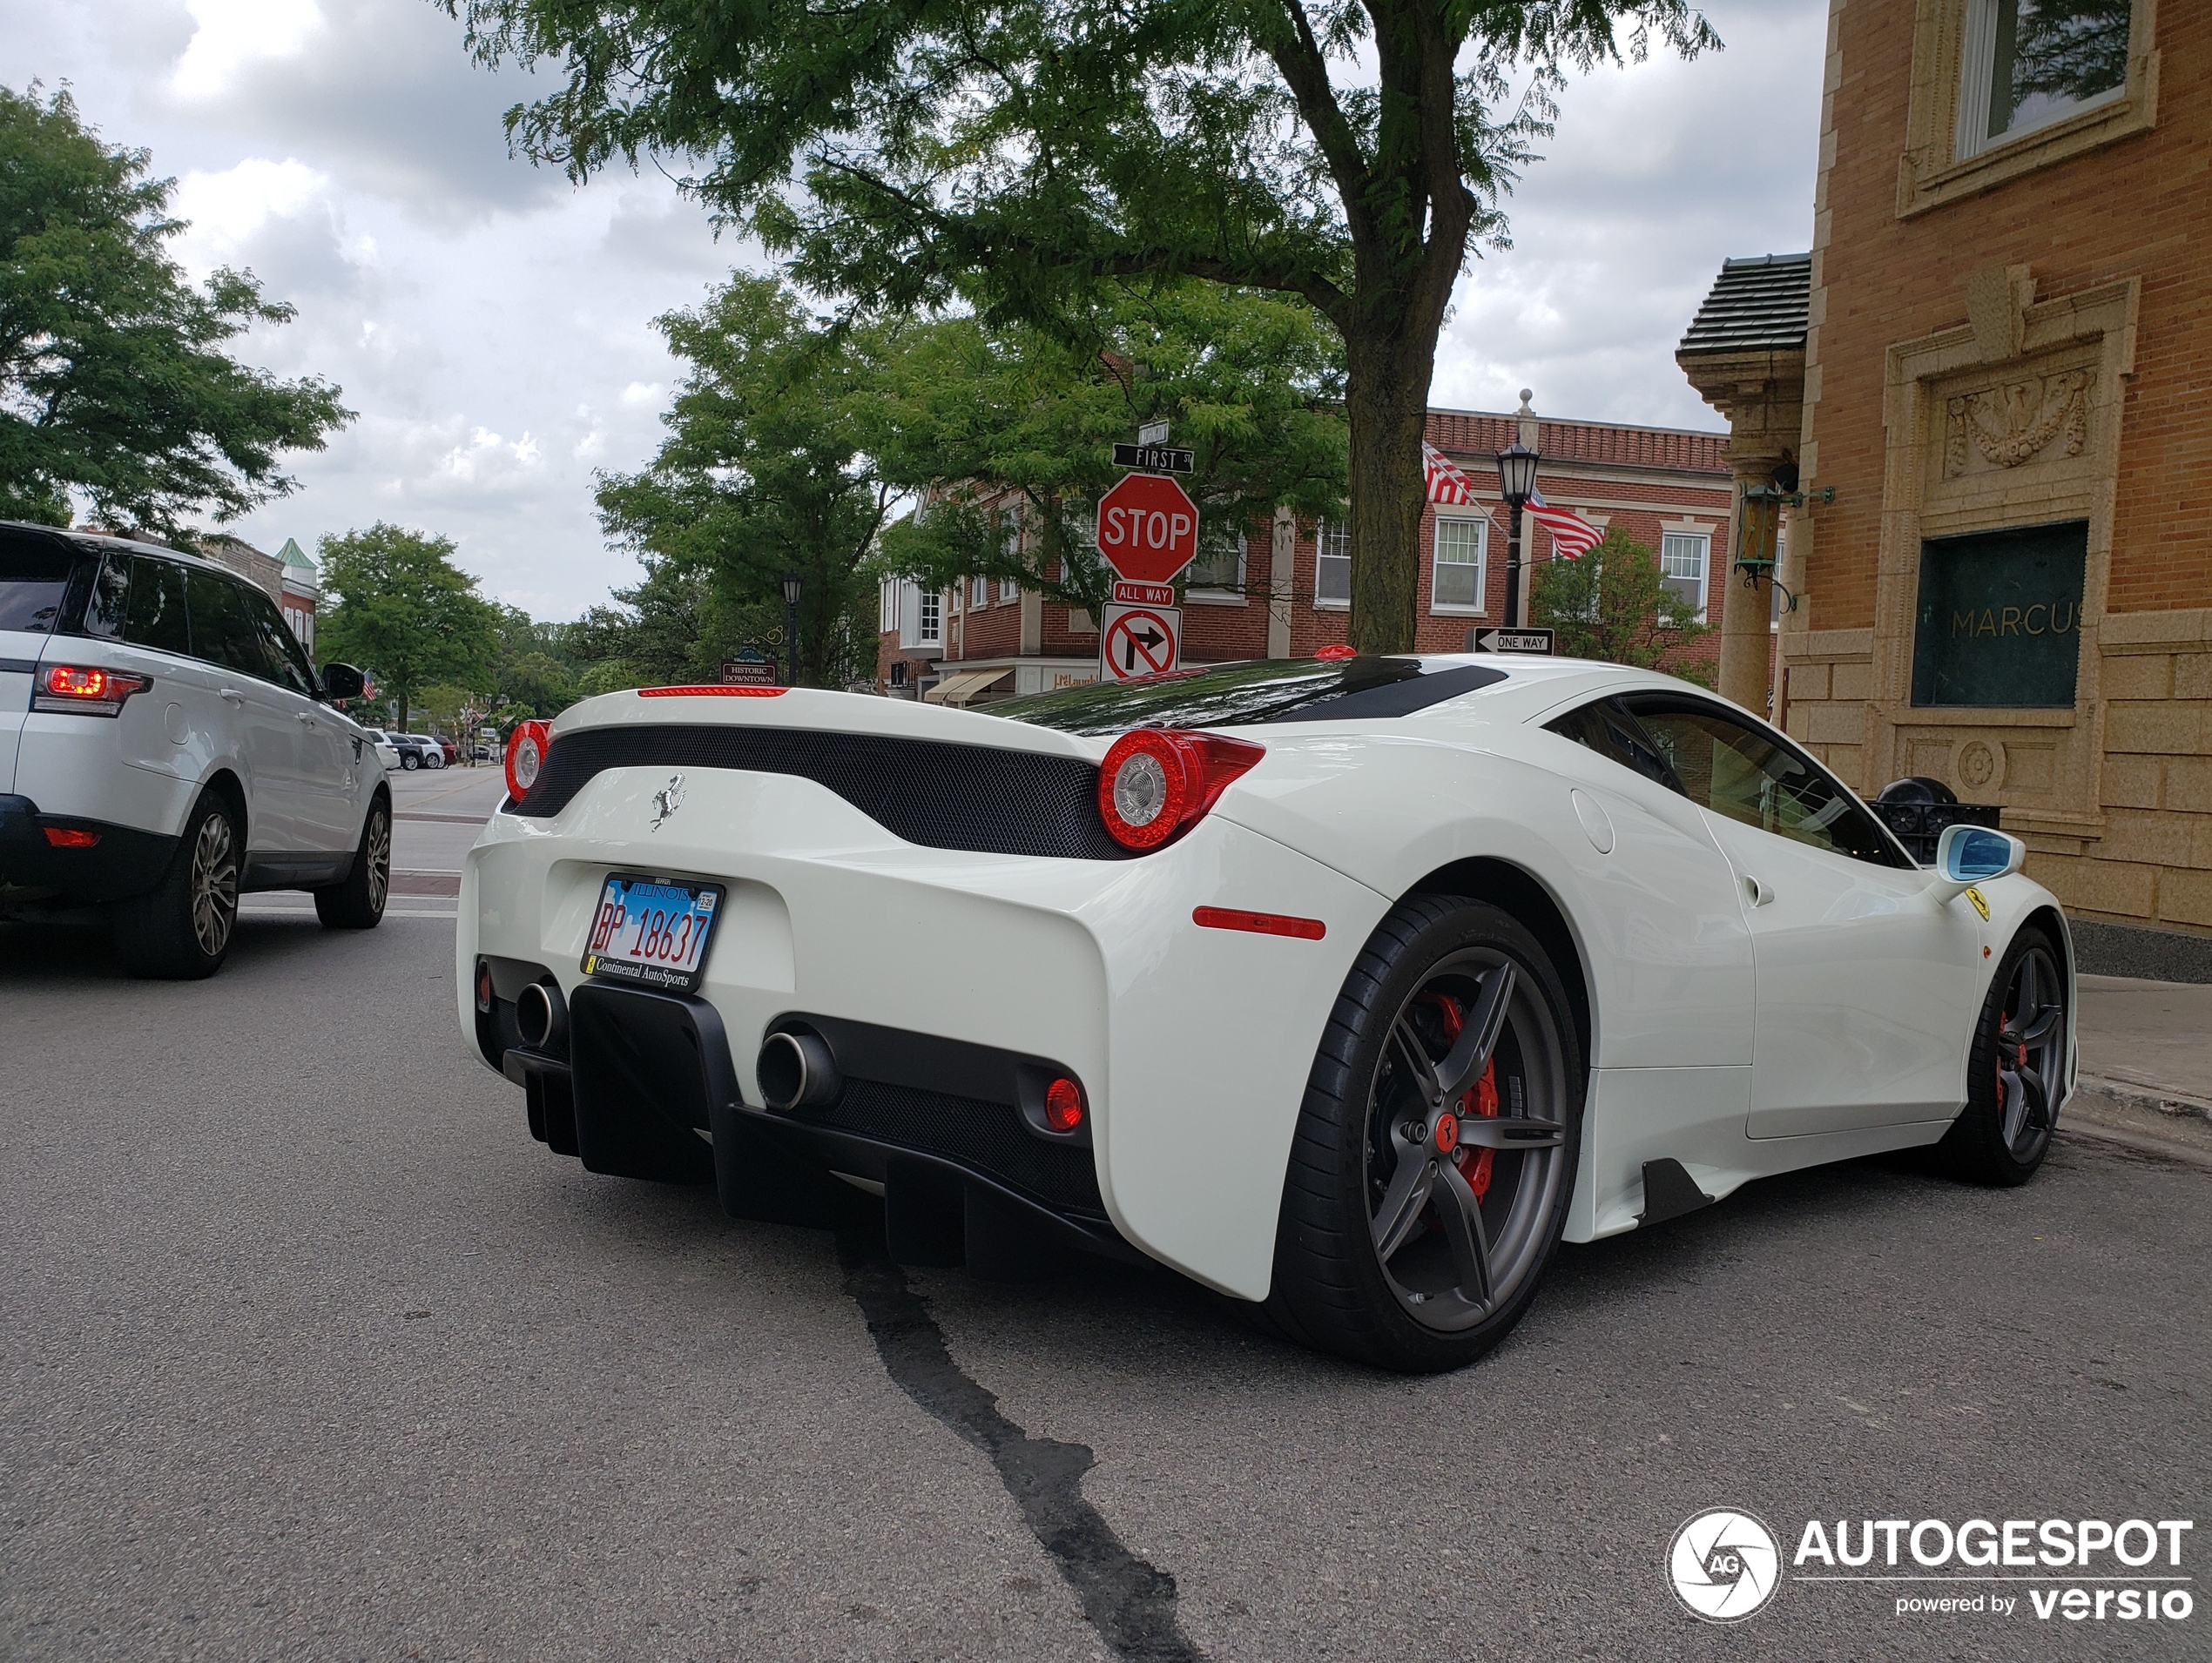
[1, 522, 391, 977]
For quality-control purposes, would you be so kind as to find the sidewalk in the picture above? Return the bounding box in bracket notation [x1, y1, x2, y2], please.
[2067, 973, 2212, 1168]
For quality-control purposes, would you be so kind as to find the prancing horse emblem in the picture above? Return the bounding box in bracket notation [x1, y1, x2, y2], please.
[649, 772, 685, 832]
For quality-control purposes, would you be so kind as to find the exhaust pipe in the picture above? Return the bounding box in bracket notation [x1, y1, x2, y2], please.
[758, 1029, 839, 1112]
[516, 980, 567, 1051]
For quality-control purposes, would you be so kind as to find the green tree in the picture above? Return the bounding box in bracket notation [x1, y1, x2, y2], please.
[0, 84, 350, 534]
[596, 274, 889, 688]
[498, 650, 576, 717]
[451, 0, 1712, 655]
[317, 523, 502, 730]
[873, 281, 1346, 622]
[1528, 529, 1713, 685]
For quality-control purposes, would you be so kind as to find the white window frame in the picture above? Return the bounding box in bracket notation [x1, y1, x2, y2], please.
[972, 574, 988, 608]
[1955, 0, 2132, 160]
[1427, 515, 1487, 615]
[1185, 524, 1247, 604]
[1314, 518, 1351, 609]
[880, 576, 900, 634]
[999, 505, 1022, 603]
[918, 587, 941, 646]
[1659, 530, 1711, 623]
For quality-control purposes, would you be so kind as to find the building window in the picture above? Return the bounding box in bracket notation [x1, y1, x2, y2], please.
[918, 588, 941, 646]
[1911, 520, 2087, 708]
[880, 576, 900, 633]
[1000, 506, 1022, 603]
[972, 574, 988, 608]
[1185, 524, 1245, 598]
[1661, 532, 1710, 621]
[1430, 516, 1487, 612]
[1957, 0, 2131, 159]
[1315, 519, 1351, 607]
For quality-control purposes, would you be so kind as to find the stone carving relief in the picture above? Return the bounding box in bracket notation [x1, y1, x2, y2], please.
[1942, 370, 2088, 478]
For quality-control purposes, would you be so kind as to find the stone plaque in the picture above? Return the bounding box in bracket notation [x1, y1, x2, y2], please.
[1911, 521, 2087, 708]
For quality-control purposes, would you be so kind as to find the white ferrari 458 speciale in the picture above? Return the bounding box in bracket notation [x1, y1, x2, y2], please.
[460, 654, 2072, 1372]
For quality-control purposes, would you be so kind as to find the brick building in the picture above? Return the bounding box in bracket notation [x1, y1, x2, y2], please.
[877, 398, 1736, 704]
[1684, 0, 2210, 961]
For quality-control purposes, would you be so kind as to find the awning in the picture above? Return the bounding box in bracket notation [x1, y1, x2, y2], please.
[924, 667, 1013, 706]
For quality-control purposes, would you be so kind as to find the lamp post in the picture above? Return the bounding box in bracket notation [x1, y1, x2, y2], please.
[1495, 443, 1540, 629]
[780, 569, 801, 687]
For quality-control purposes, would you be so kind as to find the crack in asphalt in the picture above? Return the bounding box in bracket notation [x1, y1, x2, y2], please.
[836, 1228, 1204, 1662]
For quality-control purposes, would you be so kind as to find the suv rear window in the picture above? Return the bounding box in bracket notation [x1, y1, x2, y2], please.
[988, 656, 1506, 736]
[0, 535, 84, 634]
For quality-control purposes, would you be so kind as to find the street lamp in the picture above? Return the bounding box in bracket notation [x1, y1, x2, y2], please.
[1495, 442, 1540, 629]
[781, 569, 801, 686]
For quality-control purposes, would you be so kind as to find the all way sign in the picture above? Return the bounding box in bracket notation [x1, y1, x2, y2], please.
[1468, 627, 1554, 656]
[1100, 603, 1182, 682]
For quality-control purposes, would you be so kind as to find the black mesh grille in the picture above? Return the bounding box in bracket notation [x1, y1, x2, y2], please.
[805, 1079, 1105, 1215]
[505, 724, 1131, 860]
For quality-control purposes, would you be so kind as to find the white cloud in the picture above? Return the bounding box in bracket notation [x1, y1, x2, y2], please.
[171, 157, 331, 263]
[172, 0, 324, 99]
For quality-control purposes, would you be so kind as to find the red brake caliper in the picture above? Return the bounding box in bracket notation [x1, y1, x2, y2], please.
[1422, 994, 1501, 1202]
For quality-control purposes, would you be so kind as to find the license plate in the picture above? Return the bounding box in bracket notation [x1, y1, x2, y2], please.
[581, 874, 724, 993]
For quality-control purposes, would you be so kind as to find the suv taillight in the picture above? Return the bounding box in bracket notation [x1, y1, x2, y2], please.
[1096, 729, 1264, 852]
[32, 664, 152, 717]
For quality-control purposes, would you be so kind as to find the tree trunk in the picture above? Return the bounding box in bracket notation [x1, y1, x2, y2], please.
[1344, 332, 1437, 654]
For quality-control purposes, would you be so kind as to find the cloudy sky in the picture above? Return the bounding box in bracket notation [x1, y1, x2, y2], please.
[5, 0, 1825, 622]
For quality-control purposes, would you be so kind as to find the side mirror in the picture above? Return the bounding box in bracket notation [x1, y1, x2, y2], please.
[1928, 823, 2024, 903]
[320, 662, 366, 701]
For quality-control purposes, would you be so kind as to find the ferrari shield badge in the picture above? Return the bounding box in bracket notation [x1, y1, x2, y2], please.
[1964, 885, 1990, 920]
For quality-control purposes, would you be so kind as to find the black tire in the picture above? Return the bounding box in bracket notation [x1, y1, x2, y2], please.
[401, 752, 419, 771]
[314, 794, 390, 929]
[1269, 894, 1586, 1373]
[113, 789, 242, 980]
[1936, 926, 2067, 1186]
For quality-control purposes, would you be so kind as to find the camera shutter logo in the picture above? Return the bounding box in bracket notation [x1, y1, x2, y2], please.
[1668, 1508, 1781, 1623]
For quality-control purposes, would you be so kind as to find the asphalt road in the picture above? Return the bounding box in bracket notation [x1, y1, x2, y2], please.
[3, 792, 2208, 1662]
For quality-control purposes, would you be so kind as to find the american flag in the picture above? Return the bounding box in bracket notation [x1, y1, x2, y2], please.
[1527, 488, 1603, 560]
[1422, 442, 1476, 505]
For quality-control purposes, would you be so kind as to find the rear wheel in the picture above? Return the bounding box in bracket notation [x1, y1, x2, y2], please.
[1270, 895, 1584, 1373]
[401, 751, 419, 771]
[1937, 926, 2067, 1185]
[314, 795, 390, 929]
[114, 791, 240, 980]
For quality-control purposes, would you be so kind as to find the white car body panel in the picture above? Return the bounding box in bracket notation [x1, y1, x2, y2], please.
[458, 664, 2074, 1298]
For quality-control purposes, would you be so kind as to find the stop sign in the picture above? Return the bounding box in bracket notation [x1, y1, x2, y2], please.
[1095, 473, 1199, 584]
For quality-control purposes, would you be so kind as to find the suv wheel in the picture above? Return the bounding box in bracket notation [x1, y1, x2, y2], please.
[314, 796, 390, 929]
[115, 790, 241, 979]
[401, 751, 419, 770]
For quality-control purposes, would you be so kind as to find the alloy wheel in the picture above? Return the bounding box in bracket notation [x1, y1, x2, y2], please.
[189, 811, 239, 958]
[1995, 944, 2065, 1161]
[365, 807, 391, 912]
[1364, 948, 1571, 1332]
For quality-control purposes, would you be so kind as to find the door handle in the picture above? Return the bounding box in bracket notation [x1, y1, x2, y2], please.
[218, 687, 246, 704]
[1744, 874, 1776, 907]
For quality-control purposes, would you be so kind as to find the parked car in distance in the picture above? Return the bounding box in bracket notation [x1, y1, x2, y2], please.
[431, 734, 459, 765]
[361, 731, 403, 771]
[2, 521, 392, 978]
[387, 732, 441, 771]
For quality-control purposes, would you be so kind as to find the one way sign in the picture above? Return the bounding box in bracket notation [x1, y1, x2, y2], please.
[1467, 626, 1554, 656]
[1100, 602, 1182, 682]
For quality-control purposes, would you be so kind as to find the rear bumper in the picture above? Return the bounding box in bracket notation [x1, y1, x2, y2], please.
[457, 763, 1393, 1298]
[0, 793, 175, 908]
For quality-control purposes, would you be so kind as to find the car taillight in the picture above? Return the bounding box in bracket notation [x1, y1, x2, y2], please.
[1096, 728, 1264, 852]
[1044, 1076, 1084, 1133]
[44, 826, 101, 848]
[32, 664, 152, 717]
[637, 685, 787, 697]
[505, 719, 553, 801]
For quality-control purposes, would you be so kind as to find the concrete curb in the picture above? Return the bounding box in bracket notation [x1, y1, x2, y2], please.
[2077, 1072, 2212, 1127]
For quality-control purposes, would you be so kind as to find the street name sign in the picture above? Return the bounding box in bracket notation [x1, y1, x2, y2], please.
[1111, 442, 1196, 474]
[1100, 603, 1182, 682]
[1096, 473, 1201, 584]
[1468, 627, 1554, 656]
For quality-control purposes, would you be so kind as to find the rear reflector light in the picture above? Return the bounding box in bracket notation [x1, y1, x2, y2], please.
[475, 959, 495, 1014]
[32, 664, 152, 717]
[43, 826, 101, 848]
[1096, 729, 1264, 852]
[637, 685, 787, 697]
[505, 719, 553, 801]
[1044, 1076, 1084, 1132]
[1193, 906, 1326, 940]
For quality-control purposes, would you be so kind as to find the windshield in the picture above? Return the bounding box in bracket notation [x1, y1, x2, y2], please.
[988, 656, 1506, 737]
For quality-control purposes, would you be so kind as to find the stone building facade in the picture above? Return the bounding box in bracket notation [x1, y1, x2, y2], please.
[877, 401, 1735, 704]
[1684, 0, 2210, 961]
